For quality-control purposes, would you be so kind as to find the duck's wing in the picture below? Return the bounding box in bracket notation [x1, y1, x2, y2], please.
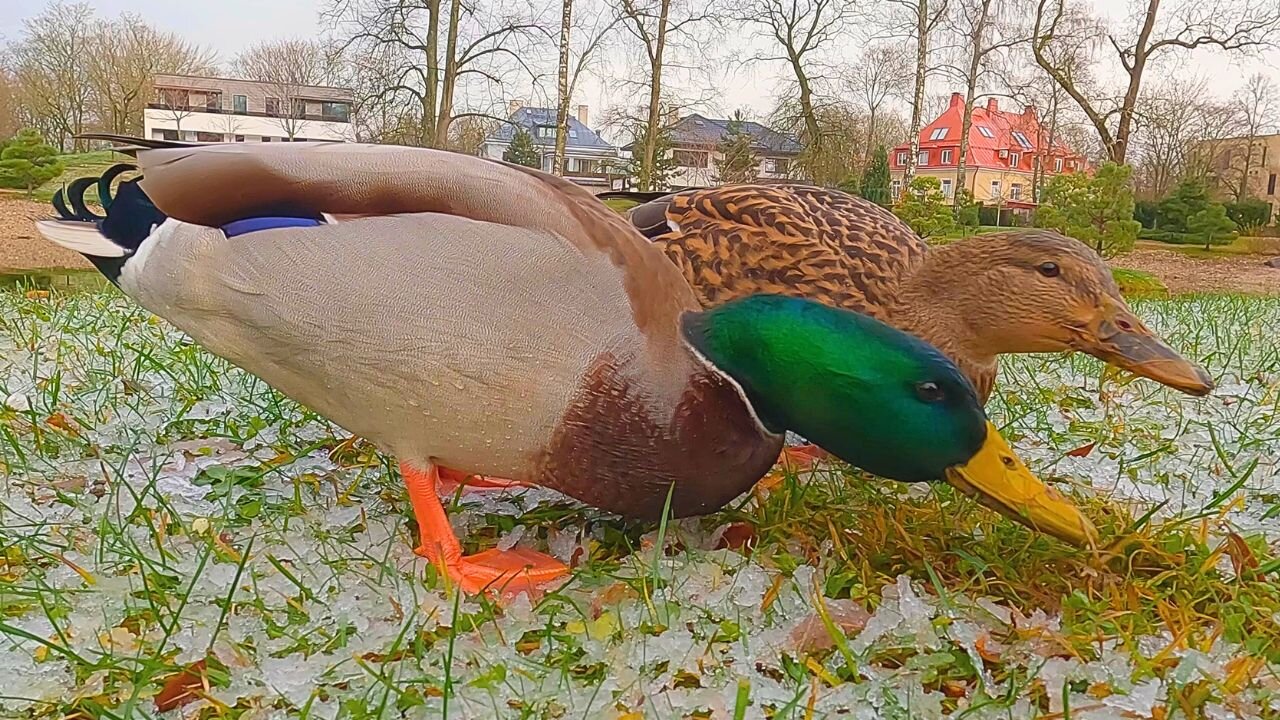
[626, 184, 929, 318]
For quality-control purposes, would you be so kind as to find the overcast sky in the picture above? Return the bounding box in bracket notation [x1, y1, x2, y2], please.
[5, 0, 1279, 124]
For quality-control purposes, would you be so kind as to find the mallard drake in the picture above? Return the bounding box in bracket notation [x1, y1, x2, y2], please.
[599, 184, 1213, 403]
[38, 137, 1095, 595]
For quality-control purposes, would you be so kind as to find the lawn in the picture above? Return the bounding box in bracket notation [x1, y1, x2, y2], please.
[0, 288, 1278, 719]
[1, 151, 136, 205]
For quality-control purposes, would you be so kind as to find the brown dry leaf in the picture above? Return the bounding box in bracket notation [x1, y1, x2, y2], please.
[941, 680, 968, 698]
[788, 599, 871, 653]
[154, 659, 207, 712]
[713, 522, 757, 554]
[1224, 533, 1259, 575]
[591, 582, 638, 619]
[45, 412, 81, 437]
[975, 633, 1005, 663]
[1066, 442, 1097, 458]
[1087, 681, 1114, 699]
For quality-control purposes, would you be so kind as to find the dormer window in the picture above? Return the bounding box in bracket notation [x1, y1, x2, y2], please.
[929, 127, 948, 140]
[1009, 152, 1021, 167]
[977, 126, 994, 138]
[1011, 131, 1033, 149]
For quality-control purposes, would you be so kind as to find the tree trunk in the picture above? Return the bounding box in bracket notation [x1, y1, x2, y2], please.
[793, 53, 823, 177]
[421, 0, 442, 147]
[553, 0, 573, 175]
[906, 0, 929, 182]
[956, 0, 991, 201]
[640, 0, 671, 191]
[435, 0, 462, 148]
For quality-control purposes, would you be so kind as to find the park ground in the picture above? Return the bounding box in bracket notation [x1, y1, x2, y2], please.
[1, 172, 1279, 718]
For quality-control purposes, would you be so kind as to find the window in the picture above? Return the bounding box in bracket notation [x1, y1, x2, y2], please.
[233, 95, 247, 114]
[977, 126, 994, 138]
[1011, 131, 1033, 149]
[234, 135, 245, 142]
[568, 130, 578, 138]
[265, 97, 280, 116]
[940, 178, 953, 197]
[672, 149, 709, 168]
[205, 92, 222, 112]
[929, 127, 948, 140]
[156, 129, 179, 141]
[990, 180, 1001, 198]
[158, 88, 189, 109]
[1010, 183, 1023, 200]
[890, 179, 902, 199]
[917, 151, 928, 166]
[196, 131, 222, 142]
[941, 149, 953, 164]
[1054, 158, 1064, 173]
[1009, 152, 1020, 168]
[896, 151, 908, 166]
[262, 137, 272, 142]
[291, 99, 307, 118]
[321, 101, 350, 122]
[1269, 173, 1277, 195]
[536, 125, 556, 139]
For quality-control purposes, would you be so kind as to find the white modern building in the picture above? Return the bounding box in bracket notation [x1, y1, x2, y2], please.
[143, 73, 355, 143]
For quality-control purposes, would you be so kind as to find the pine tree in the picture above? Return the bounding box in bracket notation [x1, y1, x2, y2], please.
[0, 129, 63, 197]
[629, 121, 679, 190]
[1034, 162, 1140, 257]
[859, 145, 892, 207]
[503, 128, 542, 168]
[714, 111, 759, 184]
[1186, 204, 1237, 251]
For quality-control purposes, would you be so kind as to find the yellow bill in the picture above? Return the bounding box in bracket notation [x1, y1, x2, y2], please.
[943, 421, 1098, 547]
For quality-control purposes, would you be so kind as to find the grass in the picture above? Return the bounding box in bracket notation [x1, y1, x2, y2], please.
[1111, 268, 1169, 297]
[0, 287, 1278, 718]
[1137, 236, 1280, 258]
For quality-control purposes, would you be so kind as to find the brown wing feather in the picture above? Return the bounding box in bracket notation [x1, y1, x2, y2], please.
[130, 141, 699, 348]
[633, 184, 928, 319]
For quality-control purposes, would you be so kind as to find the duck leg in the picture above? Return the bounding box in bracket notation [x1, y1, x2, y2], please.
[402, 462, 568, 595]
[778, 444, 830, 471]
[435, 466, 532, 494]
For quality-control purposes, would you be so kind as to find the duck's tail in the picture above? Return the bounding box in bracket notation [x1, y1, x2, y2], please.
[34, 163, 166, 283]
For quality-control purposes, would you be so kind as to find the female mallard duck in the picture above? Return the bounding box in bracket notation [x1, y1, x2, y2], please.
[600, 184, 1213, 403]
[38, 137, 1094, 595]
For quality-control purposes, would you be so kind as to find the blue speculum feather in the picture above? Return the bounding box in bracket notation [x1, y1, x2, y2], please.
[221, 217, 324, 237]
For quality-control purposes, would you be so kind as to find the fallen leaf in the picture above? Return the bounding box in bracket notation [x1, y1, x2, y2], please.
[24, 290, 50, 300]
[1066, 442, 1096, 457]
[941, 680, 968, 698]
[712, 522, 757, 554]
[975, 633, 1005, 663]
[1224, 533, 1259, 575]
[45, 413, 81, 437]
[155, 659, 206, 712]
[788, 599, 871, 653]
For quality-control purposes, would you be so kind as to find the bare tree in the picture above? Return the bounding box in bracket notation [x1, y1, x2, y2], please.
[0, 70, 21, 139]
[8, 1, 96, 150]
[886, 0, 951, 181]
[843, 45, 911, 166]
[615, 0, 714, 190]
[552, 0, 620, 175]
[151, 87, 197, 136]
[232, 39, 340, 140]
[1033, 0, 1280, 164]
[1223, 73, 1278, 199]
[86, 14, 216, 136]
[941, 0, 1024, 197]
[330, 0, 546, 148]
[1129, 77, 1235, 198]
[732, 0, 860, 182]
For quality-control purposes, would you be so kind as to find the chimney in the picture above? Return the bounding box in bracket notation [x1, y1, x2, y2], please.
[508, 99, 524, 117]
[1022, 104, 1038, 122]
[949, 92, 963, 108]
[985, 98, 998, 113]
[576, 104, 589, 126]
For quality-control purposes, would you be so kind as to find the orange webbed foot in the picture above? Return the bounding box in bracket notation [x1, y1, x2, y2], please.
[436, 466, 533, 494]
[403, 462, 567, 597]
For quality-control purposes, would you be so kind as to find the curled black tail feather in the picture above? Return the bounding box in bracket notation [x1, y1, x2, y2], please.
[45, 170, 165, 283]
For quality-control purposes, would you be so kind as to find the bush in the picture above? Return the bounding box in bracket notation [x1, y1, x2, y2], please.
[954, 189, 979, 229]
[1224, 198, 1271, 229]
[0, 129, 63, 196]
[893, 176, 955, 239]
[1134, 199, 1159, 229]
[1034, 162, 1139, 257]
[1138, 228, 1238, 245]
[1155, 177, 1211, 233]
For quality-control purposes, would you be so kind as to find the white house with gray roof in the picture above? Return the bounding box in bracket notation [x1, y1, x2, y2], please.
[481, 101, 622, 189]
[625, 113, 803, 188]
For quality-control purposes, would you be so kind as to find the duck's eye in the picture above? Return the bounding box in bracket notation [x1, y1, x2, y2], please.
[1037, 262, 1061, 278]
[914, 381, 945, 403]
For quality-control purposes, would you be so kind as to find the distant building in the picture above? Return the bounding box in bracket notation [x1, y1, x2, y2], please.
[890, 93, 1087, 209]
[481, 101, 621, 189]
[143, 73, 355, 143]
[1199, 135, 1280, 220]
[635, 113, 802, 188]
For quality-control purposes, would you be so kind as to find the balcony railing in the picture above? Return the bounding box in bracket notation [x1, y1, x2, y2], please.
[146, 103, 350, 123]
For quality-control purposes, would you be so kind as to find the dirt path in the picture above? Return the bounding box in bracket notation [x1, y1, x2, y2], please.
[1116, 245, 1280, 295]
[3, 194, 1280, 293]
[0, 195, 92, 272]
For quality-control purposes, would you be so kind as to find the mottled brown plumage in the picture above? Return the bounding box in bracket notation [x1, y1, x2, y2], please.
[619, 184, 1213, 401]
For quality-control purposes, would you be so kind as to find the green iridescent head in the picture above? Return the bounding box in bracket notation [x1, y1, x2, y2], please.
[681, 294, 1095, 546]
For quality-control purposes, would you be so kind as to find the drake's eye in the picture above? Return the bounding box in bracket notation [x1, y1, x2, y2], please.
[915, 381, 945, 403]
[1037, 261, 1060, 278]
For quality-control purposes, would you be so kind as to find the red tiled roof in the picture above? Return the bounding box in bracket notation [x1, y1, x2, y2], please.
[892, 93, 1087, 173]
